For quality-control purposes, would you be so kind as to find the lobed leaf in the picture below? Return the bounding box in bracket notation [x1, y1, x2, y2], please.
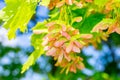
[21, 34, 45, 73]
[0, 0, 38, 39]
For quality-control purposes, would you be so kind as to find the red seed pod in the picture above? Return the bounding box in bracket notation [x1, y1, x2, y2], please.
[74, 41, 83, 48]
[85, 0, 93, 3]
[56, 1, 65, 8]
[72, 45, 81, 53]
[61, 31, 71, 40]
[54, 40, 65, 47]
[65, 0, 74, 5]
[69, 65, 76, 73]
[66, 42, 73, 53]
[46, 47, 56, 56]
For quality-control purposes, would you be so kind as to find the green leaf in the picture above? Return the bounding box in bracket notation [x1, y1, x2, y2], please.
[32, 21, 47, 30]
[21, 34, 45, 73]
[22, 22, 46, 73]
[0, 0, 38, 39]
[40, 0, 50, 7]
[94, 0, 109, 7]
[73, 13, 105, 33]
[72, 7, 88, 17]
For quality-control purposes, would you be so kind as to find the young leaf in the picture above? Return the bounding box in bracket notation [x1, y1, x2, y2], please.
[21, 34, 45, 73]
[0, 0, 38, 39]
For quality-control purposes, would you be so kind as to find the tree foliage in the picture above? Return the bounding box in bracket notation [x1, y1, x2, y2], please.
[0, 0, 120, 74]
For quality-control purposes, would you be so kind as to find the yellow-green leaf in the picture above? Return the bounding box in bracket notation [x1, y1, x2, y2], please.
[40, 0, 50, 7]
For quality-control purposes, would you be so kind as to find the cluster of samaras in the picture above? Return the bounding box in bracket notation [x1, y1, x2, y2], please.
[48, 0, 93, 9]
[42, 21, 92, 73]
[33, 21, 93, 73]
[33, 0, 120, 73]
